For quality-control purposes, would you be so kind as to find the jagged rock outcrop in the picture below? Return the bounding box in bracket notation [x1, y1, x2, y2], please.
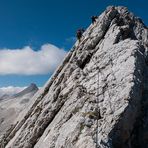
[1, 6, 148, 148]
[0, 83, 38, 138]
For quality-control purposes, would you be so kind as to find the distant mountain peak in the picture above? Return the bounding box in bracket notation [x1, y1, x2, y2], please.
[28, 83, 38, 91]
[0, 83, 39, 137]
[12, 83, 38, 98]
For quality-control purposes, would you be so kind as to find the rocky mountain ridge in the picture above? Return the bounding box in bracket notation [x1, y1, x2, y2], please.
[12, 83, 38, 99]
[1, 6, 148, 148]
[0, 83, 38, 102]
[0, 83, 38, 138]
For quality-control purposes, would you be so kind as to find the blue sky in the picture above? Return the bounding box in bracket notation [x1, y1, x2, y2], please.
[0, 0, 148, 87]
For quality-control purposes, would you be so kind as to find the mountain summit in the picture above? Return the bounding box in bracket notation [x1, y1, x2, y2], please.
[12, 83, 38, 98]
[1, 6, 148, 148]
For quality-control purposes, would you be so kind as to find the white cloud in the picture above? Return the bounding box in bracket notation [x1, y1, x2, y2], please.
[0, 86, 26, 97]
[0, 44, 67, 75]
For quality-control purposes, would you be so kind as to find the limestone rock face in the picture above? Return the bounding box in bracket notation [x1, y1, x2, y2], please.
[1, 6, 148, 148]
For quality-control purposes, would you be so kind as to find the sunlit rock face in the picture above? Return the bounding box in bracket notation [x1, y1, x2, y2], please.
[1, 6, 148, 148]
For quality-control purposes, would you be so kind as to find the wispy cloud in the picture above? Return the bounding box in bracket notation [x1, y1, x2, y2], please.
[0, 44, 67, 75]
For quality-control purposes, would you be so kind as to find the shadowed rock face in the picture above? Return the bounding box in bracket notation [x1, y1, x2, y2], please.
[0, 94, 10, 102]
[1, 6, 148, 148]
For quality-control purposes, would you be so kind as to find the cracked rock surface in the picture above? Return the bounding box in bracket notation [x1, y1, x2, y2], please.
[1, 6, 148, 148]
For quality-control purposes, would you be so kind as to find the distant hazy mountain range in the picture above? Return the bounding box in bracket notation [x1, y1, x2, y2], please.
[0, 83, 39, 136]
[0, 86, 26, 99]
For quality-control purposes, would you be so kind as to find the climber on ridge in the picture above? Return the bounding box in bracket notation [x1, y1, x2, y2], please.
[76, 28, 85, 41]
[91, 16, 98, 24]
